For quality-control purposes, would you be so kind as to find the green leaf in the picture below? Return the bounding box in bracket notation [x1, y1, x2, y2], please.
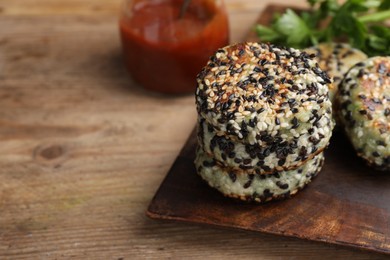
[379, 0, 390, 10]
[368, 35, 388, 50]
[254, 0, 390, 56]
[366, 25, 390, 55]
[343, 0, 369, 12]
[358, 10, 390, 22]
[274, 9, 313, 47]
[308, 0, 320, 6]
[330, 2, 368, 48]
[349, 19, 367, 48]
[255, 25, 282, 43]
[301, 11, 316, 26]
[319, 0, 339, 16]
[363, 0, 382, 8]
[370, 24, 390, 37]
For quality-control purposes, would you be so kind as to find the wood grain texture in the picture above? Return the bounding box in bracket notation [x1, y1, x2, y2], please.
[0, 0, 388, 259]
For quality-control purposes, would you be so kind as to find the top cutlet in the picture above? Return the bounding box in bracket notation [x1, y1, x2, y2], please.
[195, 42, 333, 141]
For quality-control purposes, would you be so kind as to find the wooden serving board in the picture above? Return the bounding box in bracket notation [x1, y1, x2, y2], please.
[147, 5, 390, 255]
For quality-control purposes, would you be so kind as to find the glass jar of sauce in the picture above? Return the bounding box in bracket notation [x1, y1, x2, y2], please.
[119, 0, 229, 94]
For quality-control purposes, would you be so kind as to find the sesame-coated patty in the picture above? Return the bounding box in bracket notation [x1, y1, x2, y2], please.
[197, 112, 331, 173]
[195, 148, 324, 203]
[337, 56, 390, 171]
[305, 43, 367, 103]
[195, 42, 334, 145]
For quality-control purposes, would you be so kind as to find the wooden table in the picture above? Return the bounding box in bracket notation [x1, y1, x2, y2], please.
[0, 0, 387, 258]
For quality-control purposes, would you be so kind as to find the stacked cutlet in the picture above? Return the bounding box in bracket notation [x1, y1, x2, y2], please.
[195, 42, 334, 203]
[337, 56, 390, 171]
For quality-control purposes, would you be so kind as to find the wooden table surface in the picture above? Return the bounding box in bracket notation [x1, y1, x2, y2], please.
[0, 0, 388, 259]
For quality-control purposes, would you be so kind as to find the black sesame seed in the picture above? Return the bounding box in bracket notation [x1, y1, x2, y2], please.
[228, 152, 236, 158]
[229, 172, 237, 182]
[278, 158, 286, 166]
[251, 192, 260, 201]
[357, 69, 365, 78]
[344, 78, 352, 83]
[291, 117, 298, 127]
[234, 158, 242, 163]
[243, 158, 252, 165]
[384, 108, 390, 117]
[262, 165, 271, 171]
[299, 146, 307, 157]
[377, 140, 386, 146]
[378, 63, 387, 74]
[309, 136, 320, 145]
[239, 165, 253, 170]
[259, 59, 268, 66]
[249, 152, 256, 159]
[256, 160, 265, 166]
[276, 181, 289, 190]
[203, 160, 216, 167]
[253, 67, 262, 73]
[288, 98, 296, 104]
[312, 66, 322, 75]
[368, 105, 376, 112]
[341, 50, 354, 58]
[263, 189, 273, 198]
[243, 174, 254, 189]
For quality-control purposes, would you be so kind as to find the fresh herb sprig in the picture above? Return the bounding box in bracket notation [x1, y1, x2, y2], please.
[256, 0, 390, 56]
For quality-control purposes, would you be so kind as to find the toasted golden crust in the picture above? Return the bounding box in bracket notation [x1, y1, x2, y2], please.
[196, 42, 333, 145]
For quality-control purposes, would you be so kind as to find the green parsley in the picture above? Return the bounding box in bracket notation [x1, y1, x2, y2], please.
[256, 0, 390, 56]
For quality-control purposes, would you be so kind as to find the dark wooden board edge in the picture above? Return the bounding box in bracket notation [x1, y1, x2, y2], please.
[146, 130, 390, 256]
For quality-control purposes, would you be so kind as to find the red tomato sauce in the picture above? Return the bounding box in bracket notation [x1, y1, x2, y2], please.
[119, 0, 229, 94]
